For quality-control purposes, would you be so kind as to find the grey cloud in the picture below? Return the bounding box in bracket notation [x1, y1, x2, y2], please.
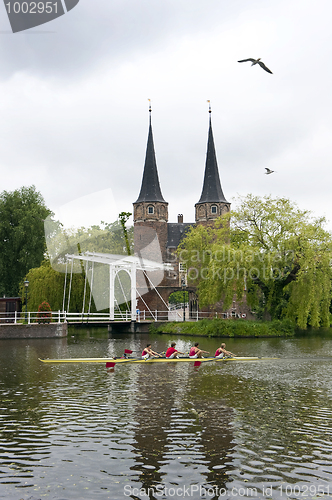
[0, 0, 265, 79]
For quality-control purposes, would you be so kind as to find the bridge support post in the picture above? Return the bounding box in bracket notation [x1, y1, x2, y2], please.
[109, 265, 115, 320]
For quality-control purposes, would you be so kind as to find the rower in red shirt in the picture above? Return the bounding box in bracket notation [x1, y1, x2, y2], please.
[189, 342, 209, 359]
[215, 343, 234, 359]
[165, 342, 185, 359]
[142, 344, 161, 360]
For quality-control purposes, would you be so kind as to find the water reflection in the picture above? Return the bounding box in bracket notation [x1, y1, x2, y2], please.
[1, 333, 332, 499]
[114, 361, 236, 498]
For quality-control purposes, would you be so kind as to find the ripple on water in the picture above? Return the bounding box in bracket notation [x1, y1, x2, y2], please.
[2, 337, 332, 498]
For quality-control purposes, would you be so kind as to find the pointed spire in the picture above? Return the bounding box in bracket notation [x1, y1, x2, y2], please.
[135, 101, 166, 203]
[197, 103, 228, 204]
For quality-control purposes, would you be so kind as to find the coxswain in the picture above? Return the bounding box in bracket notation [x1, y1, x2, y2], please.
[189, 342, 209, 359]
[165, 342, 185, 359]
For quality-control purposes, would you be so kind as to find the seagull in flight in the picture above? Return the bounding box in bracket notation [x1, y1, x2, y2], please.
[238, 58, 273, 74]
[265, 168, 275, 175]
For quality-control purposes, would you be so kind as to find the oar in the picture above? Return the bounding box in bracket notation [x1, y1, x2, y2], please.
[107, 348, 164, 368]
[126, 349, 166, 358]
[106, 357, 140, 368]
[193, 355, 234, 367]
[106, 350, 137, 368]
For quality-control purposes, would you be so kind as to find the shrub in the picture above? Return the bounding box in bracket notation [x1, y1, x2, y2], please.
[150, 318, 295, 337]
[37, 301, 52, 323]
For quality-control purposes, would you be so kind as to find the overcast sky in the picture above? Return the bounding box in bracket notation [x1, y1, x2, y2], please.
[1, 0, 332, 231]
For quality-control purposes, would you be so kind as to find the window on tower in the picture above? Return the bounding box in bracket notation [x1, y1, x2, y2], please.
[148, 206, 154, 214]
[211, 205, 217, 214]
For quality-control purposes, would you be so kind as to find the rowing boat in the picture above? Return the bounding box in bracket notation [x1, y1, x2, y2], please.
[39, 356, 271, 364]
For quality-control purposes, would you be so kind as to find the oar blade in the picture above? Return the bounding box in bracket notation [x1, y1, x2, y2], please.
[106, 362, 116, 368]
[194, 360, 202, 367]
[124, 349, 133, 354]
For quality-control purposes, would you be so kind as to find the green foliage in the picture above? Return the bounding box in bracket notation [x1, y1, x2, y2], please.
[45, 217, 133, 272]
[118, 212, 132, 256]
[21, 259, 87, 313]
[168, 291, 189, 304]
[178, 195, 332, 329]
[0, 186, 51, 296]
[151, 318, 295, 337]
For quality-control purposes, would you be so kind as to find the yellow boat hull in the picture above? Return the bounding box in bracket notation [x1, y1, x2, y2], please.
[39, 356, 266, 364]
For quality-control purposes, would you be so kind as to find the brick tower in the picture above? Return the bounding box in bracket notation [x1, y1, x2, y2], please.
[133, 104, 232, 317]
[133, 105, 168, 261]
[133, 105, 173, 314]
[195, 106, 230, 225]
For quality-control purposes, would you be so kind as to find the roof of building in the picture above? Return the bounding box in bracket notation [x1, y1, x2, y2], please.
[167, 223, 193, 248]
[197, 116, 229, 204]
[135, 112, 166, 204]
[0, 297, 21, 301]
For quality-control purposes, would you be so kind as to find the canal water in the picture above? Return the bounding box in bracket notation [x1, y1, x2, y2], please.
[1, 329, 332, 500]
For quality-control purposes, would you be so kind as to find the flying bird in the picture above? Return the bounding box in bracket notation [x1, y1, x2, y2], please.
[265, 168, 275, 175]
[238, 58, 273, 74]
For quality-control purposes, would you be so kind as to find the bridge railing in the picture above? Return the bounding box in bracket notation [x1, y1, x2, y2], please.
[0, 310, 64, 324]
[0, 310, 241, 324]
[0, 311, 133, 324]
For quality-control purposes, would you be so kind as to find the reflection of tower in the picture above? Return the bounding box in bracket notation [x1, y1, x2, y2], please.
[128, 364, 235, 494]
[129, 365, 175, 489]
[192, 399, 234, 489]
[195, 105, 231, 226]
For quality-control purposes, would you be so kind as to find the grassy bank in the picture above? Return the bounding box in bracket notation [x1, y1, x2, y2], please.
[150, 318, 295, 337]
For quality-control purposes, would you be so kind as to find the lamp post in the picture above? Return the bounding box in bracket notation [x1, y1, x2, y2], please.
[181, 277, 186, 322]
[24, 280, 29, 322]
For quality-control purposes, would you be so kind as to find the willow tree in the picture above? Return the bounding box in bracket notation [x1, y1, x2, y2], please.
[178, 195, 332, 328]
[22, 259, 86, 313]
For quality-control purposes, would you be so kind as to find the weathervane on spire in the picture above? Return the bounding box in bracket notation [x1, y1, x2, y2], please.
[148, 98, 152, 113]
[207, 100, 211, 114]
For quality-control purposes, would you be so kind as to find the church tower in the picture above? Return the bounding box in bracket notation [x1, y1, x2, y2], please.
[133, 104, 168, 261]
[195, 105, 230, 225]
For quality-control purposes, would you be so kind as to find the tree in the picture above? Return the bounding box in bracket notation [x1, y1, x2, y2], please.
[45, 217, 133, 272]
[118, 212, 132, 256]
[0, 186, 51, 297]
[168, 290, 189, 305]
[22, 259, 87, 313]
[178, 195, 332, 329]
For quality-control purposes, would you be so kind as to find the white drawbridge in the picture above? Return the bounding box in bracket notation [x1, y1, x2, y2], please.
[63, 252, 173, 321]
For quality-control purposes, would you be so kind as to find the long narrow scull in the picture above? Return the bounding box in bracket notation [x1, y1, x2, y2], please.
[38, 356, 273, 364]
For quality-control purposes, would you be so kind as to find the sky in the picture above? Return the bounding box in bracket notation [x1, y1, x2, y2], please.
[1, 0, 332, 231]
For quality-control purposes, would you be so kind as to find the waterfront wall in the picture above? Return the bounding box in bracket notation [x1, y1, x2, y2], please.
[0, 323, 68, 339]
[108, 321, 153, 333]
